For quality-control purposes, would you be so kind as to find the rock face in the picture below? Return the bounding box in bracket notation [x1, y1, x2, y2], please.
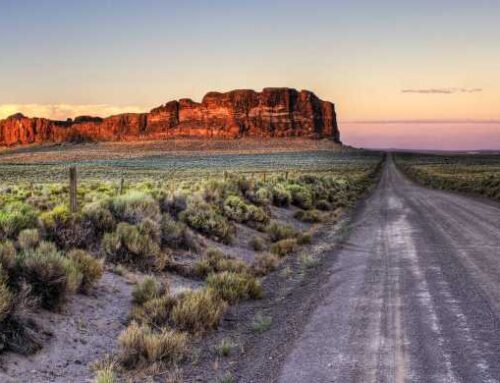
[0, 88, 340, 146]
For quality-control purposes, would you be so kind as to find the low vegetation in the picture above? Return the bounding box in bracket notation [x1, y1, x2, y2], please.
[0, 150, 383, 380]
[118, 321, 188, 370]
[206, 271, 263, 303]
[171, 288, 228, 333]
[251, 312, 273, 333]
[194, 248, 248, 278]
[396, 153, 500, 201]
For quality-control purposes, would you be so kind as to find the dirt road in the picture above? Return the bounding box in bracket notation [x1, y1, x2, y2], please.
[277, 154, 500, 383]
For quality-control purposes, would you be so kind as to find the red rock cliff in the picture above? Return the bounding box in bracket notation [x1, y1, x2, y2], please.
[0, 88, 340, 146]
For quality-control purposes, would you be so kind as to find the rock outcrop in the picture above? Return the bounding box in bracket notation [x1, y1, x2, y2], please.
[0, 88, 340, 146]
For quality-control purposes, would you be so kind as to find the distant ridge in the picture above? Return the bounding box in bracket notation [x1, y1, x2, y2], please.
[0, 88, 340, 146]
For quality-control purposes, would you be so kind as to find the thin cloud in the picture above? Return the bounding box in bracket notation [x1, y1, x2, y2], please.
[0, 104, 146, 120]
[343, 119, 500, 124]
[401, 88, 483, 94]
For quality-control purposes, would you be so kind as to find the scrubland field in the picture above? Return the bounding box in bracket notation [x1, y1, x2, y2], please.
[0, 139, 360, 184]
[0, 142, 382, 382]
[396, 152, 500, 201]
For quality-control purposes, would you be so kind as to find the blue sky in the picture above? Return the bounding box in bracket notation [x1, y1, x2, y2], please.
[1, 0, 499, 148]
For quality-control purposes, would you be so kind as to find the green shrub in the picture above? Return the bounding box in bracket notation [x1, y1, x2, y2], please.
[17, 229, 40, 251]
[0, 202, 38, 239]
[17, 242, 82, 310]
[180, 199, 234, 244]
[101, 232, 121, 257]
[161, 214, 199, 252]
[294, 209, 323, 223]
[110, 192, 160, 224]
[215, 337, 235, 357]
[161, 192, 187, 218]
[40, 204, 72, 228]
[205, 272, 263, 303]
[68, 249, 104, 294]
[194, 248, 248, 278]
[266, 222, 297, 242]
[236, 178, 253, 195]
[315, 200, 333, 211]
[251, 312, 272, 333]
[0, 272, 43, 355]
[223, 196, 248, 223]
[286, 184, 313, 210]
[299, 253, 320, 269]
[249, 236, 266, 251]
[202, 179, 239, 203]
[138, 218, 161, 244]
[92, 360, 117, 383]
[246, 204, 269, 225]
[297, 174, 319, 185]
[253, 187, 273, 206]
[171, 288, 227, 333]
[131, 295, 177, 327]
[271, 239, 298, 257]
[119, 322, 188, 369]
[132, 277, 166, 305]
[102, 223, 161, 269]
[0, 241, 16, 272]
[41, 205, 94, 250]
[250, 253, 280, 276]
[297, 232, 312, 245]
[271, 185, 291, 207]
[83, 202, 116, 233]
[0, 278, 13, 323]
[222, 195, 269, 225]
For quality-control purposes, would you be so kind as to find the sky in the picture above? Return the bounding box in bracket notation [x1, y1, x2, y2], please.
[1, 0, 499, 149]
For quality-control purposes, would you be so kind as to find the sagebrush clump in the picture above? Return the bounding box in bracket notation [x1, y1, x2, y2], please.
[0, 202, 38, 240]
[171, 288, 228, 333]
[206, 271, 263, 303]
[195, 248, 248, 278]
[68, 249, 104, 294]
[119, 322, 188, 369]
[180, 198, 235, 244]
[16, 242, 82, 309]
[271, 238, 298, 257]
[132, 277, 167, 305]
[101, 222, 162, 269]
[266, 222, 297, 242]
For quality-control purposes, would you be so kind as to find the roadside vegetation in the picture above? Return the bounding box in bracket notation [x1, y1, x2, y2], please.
[396, 153, 500, 201]
[0, 151, 382, 380]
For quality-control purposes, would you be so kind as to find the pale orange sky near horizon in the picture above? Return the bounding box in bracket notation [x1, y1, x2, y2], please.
[1, 0, 499, 149]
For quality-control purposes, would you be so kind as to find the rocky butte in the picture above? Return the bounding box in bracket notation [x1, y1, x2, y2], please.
[0, 88, 340, 146]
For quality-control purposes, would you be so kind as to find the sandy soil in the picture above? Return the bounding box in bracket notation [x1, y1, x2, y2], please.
[0, 203, 315, 382]
[0, 272, 133, 383]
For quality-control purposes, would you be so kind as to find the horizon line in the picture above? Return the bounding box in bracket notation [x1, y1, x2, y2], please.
[341, 119, 500, 124]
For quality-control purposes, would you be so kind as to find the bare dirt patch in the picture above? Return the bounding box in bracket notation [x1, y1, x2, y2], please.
[0, 272, 133, 383]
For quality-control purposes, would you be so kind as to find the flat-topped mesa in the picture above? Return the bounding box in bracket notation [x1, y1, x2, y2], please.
[0, 88, 341, 146]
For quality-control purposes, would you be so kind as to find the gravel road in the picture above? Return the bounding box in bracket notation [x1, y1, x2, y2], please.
[278, 154, 500, 383]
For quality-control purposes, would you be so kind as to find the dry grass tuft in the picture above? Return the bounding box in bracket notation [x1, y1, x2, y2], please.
[119, 322, 188, 370]
[205, 271, 263, 303]
[171, 288, 227, 333]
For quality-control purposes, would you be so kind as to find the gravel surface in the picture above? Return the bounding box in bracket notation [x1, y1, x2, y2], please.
[277, 154, 500, 383]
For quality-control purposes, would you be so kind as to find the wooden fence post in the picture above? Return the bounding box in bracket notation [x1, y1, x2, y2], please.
[285, 171, 289, 180]
[263, 171, 267, 182]
[69, 166, 78, 213]
[119, 177, 124, 195]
